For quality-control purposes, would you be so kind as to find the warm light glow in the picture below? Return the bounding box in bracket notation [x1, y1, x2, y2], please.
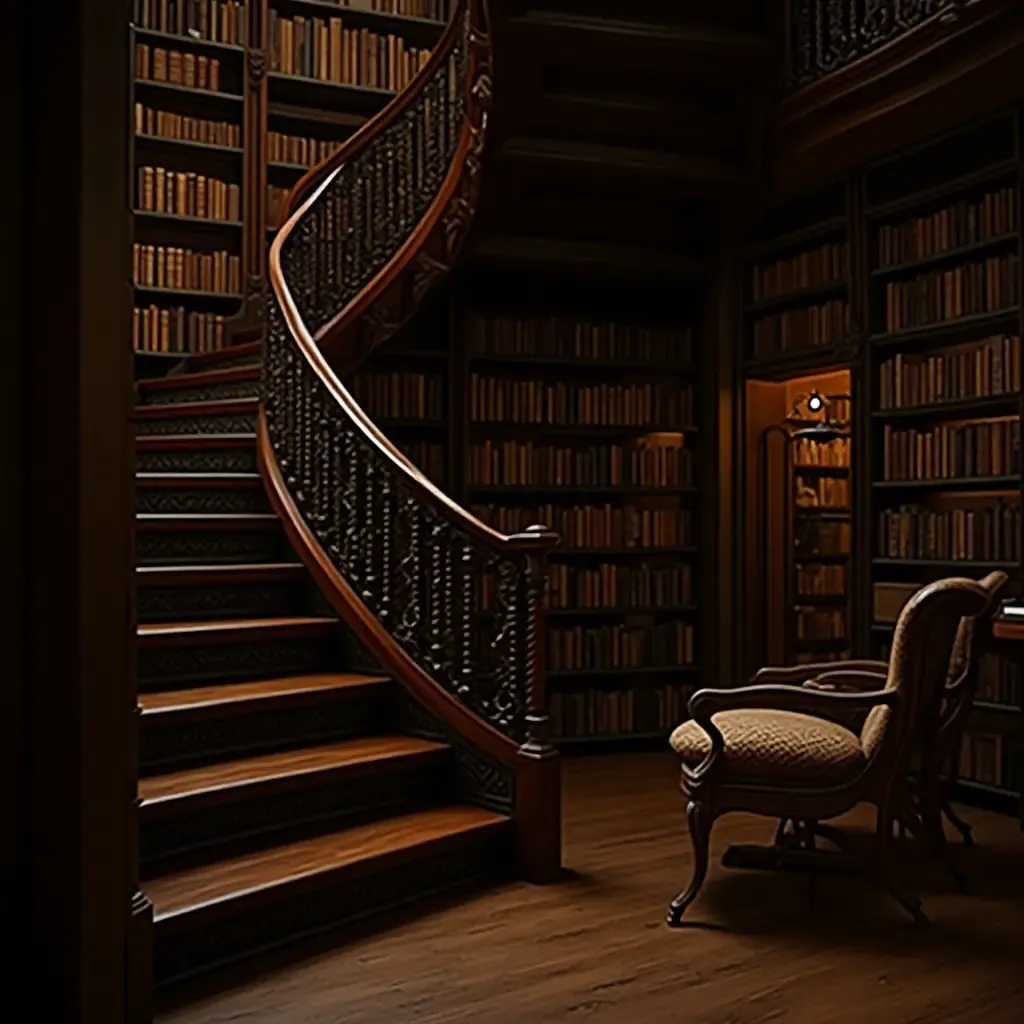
[807, 391, 824, 413]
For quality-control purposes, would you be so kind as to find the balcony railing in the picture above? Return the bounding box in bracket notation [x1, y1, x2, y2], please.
[787, 0, 968, 89]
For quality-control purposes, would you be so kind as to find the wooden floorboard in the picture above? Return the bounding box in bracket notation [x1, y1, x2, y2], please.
[159, 752, 1024, 1023]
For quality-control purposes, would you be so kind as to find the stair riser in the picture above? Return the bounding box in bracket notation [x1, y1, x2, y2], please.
[136, 486, 269, 515]
[139, 636, 336, 690]
[154, 828, 511, 987]
[136, 412, 258, 436]
[141, 757, 446, 872]
[139, 379, 261, 405]
[137, 448, 259, 474]
[140, 689, 394, 773]
[137, 529, 286, 566]
[137, 581, 305, 623]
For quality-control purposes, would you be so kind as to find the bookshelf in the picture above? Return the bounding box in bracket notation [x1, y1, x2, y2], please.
[457, 271, 706, 748]
[742, 109, 1024, 820]
[130, 3, 249, 358]
[863, 109, 1023, 818]
[129, 1, 450, 362]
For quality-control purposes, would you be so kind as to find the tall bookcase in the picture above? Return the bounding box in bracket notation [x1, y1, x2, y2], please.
[863, 110, 1023, 817]
[740, 109, 1024, 821]
[129, 0, 449, 366]
[454, 269, 707, 749]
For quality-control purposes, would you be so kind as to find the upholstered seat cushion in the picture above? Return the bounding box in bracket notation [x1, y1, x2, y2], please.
[669, 709, 866, 786]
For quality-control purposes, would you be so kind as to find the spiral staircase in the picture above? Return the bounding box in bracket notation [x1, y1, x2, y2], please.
[133, 1, 561, 989]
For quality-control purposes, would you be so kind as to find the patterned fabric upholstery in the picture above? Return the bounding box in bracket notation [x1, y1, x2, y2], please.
[670, 709, 866, 785]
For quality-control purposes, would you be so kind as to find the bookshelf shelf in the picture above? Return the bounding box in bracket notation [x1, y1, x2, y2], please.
[135, 134, 244, 156]
[133, 210, 244, 229]
[549, 547, 698, 559]
[871, 233, 1019, 279]
[871, 558, 1019, 570]
[470, 486, 698, 497]
[134, 79, 244, 104]
[872, 476, 1021, 492]
[274, 0, 447, 34]
[872, 393, 1021, 421]
[869, 308, 1020, 349]
[268, 72, 394, 107]
[548, 666, 700, 681]
[548, 605, 698, 619]
[132, 26, 247, 54]
[744, 279, 846, 315]
[133, 286, 244, 301]
[865, 159, 1019, 219]
[744, 216, 847, 260]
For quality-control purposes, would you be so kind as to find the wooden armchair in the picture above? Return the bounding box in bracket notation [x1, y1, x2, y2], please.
[666, 577, 990, 927]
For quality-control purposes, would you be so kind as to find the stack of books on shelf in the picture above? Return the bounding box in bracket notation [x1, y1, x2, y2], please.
[466, 309, 700, 747]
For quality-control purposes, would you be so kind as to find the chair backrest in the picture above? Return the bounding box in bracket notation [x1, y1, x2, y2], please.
[937, 569, 1008, 747]
[861, 577, 990, 764]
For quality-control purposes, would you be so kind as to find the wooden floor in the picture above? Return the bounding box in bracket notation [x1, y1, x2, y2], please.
[161, 753, 1024, 1024]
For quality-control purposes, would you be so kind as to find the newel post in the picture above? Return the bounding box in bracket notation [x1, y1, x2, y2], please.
[512, 524, 562, 883]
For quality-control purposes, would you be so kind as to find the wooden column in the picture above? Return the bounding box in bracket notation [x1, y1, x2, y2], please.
[10, 0, 143, 1020]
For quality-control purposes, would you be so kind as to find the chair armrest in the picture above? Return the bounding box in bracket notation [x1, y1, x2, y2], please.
[803, 669, 888, 693]
[689, 683, 899, 722]
[752, 660, 888, 684]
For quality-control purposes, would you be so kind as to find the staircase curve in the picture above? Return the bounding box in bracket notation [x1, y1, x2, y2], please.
[260, 0, 562, 883]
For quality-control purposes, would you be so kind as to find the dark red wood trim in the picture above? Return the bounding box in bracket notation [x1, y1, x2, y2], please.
[257, 410, 519, 769]
[774, 0, 1024, 194]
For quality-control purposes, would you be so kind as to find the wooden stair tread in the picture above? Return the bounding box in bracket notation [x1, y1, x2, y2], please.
[138, 365, 261, 393]
[184, 340, 263, 370]
[137, 562, 304, 585]
[140, 735, 447, 805]
[134, 397, 258, 419]
[136, 513, 279, 529]
[138, 616, 337, 645]
[136, 472, 262, 484]
[145, 805, 508, 920]
[135, 434, 257, 449]
[139, 672, 391, 715]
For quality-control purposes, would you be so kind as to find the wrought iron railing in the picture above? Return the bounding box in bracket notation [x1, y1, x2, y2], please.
[787, 0, 969, 89]
[263, 0, 558, 759]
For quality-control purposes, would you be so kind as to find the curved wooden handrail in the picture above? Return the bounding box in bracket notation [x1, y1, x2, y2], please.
[261, 0, 563, 873]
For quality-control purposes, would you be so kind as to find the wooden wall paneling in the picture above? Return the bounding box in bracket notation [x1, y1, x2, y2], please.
[25, 0, 140, 1019]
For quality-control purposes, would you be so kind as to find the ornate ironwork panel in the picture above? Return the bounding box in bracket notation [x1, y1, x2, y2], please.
[788, 1, 959, 89]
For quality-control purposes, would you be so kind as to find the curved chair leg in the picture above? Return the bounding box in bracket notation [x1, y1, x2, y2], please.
[941, 796, 974, 848]
[876, 812, 929, 927]
[668, 800, 712, 927]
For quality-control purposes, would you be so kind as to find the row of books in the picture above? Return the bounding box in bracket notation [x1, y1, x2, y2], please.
[132, 244, 242, 295]
[340, 0, 449, 18]
[135, 104, 242, 149]
[795, 609, 845, 641]
[876, 187, 1017, 268]
[467, 442, 693, 489]
[880, 254, 1021, 333]
[471, 504, 693, 550]
[958, 730, 1020, 792]
[880, 420, 1020, 481]
[548, 622, 695, 672]
[468, 376, 694, 428]
[132, 0, 247, 44]
[877, 504, 1020, 562]
[977, 655, 1023, 708]
[877, 335, 1021, 410]
[268, 13, 432, 91]
[268, 131, 345, 168]
[135, 44, 225, 92]
[796, 476, 849, 507]
[796, 520, 851, 556]
[750, 240, 849, 302]
[347, 371, 443, 421]
[795, 563, 847, 596]
[133, 305, 227, 353]
[467, 315, 693, 367]
[137, 166, 242, 222]
[395, 440, 444, 484]
[267, 185, 289, 231]
[752, 299, 850, 358]
[547, 562, 693, 611]
[791, 436, 850, 467]
[549, 685, 693, 740]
